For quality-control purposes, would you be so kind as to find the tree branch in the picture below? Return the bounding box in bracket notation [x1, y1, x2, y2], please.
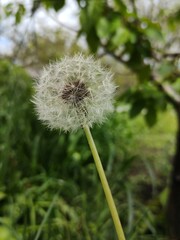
[151, 76, 180, 108]
[163, 53, 180, 58]
[101, 46, 180, 108]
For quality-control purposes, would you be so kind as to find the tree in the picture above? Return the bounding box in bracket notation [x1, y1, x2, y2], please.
[75, 1, 180, 238]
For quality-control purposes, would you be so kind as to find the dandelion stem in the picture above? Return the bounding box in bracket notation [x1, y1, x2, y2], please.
[83, 125, 126, 240]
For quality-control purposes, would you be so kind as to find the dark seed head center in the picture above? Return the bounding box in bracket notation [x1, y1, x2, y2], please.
[61, 80, 90, 105]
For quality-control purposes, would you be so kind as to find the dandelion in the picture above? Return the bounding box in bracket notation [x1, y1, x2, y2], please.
[33, 54, 126, 240]
[33, 54, 115, 132]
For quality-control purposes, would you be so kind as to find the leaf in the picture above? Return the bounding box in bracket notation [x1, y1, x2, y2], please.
[158, 61, 175, 79]
[86, 27, 99, 52]
[112, 28, 135, 46]
[53, 0, 65, 11]
[145, 107, 157, 127]
[96, 17, 111, 38]
[0, 191, 6, 200]
[42, 0, 65, 11]
[96, 16, 123, 39]
[88, 0, 104, 22]
[4, 3, 13, 17]
[80, 10, 91, 32]
[167, 9, 180, 30]
[15, 4, 26, 24]
[159, 188, 169, 207]
[138, 65, 151, 82]
[172, 77, 180, 93]
[144, 25, 163, 41]
[114, 0, 127, 12]
[129, 100, 144, 118]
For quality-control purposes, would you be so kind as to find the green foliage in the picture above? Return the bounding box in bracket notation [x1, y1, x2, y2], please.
[0, 60, 34, 181]
[4, 3, 26, 24]
[0, 60, 174, 239]
[122, 83, 167, 127]
[75, 0, 180, 129]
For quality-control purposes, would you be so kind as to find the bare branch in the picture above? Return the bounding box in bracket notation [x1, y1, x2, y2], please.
[151, 76, 180, 108]
[163, 53, 180, 58]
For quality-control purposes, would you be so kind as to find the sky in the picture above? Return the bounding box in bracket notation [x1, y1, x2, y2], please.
[0, 0, 79, 54]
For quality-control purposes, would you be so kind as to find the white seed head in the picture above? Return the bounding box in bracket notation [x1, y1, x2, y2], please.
[33, 54, 115, 132]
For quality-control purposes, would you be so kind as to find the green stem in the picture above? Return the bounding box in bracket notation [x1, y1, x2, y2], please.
[83, 125, 126, 240]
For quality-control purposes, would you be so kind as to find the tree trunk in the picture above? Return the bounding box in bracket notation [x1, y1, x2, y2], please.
[167, 107, 180, 239]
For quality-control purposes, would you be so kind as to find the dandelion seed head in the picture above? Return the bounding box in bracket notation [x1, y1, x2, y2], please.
[33, 54, 115, 132]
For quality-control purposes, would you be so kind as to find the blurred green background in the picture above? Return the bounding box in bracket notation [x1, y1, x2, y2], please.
[0, 0, 180, 239]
